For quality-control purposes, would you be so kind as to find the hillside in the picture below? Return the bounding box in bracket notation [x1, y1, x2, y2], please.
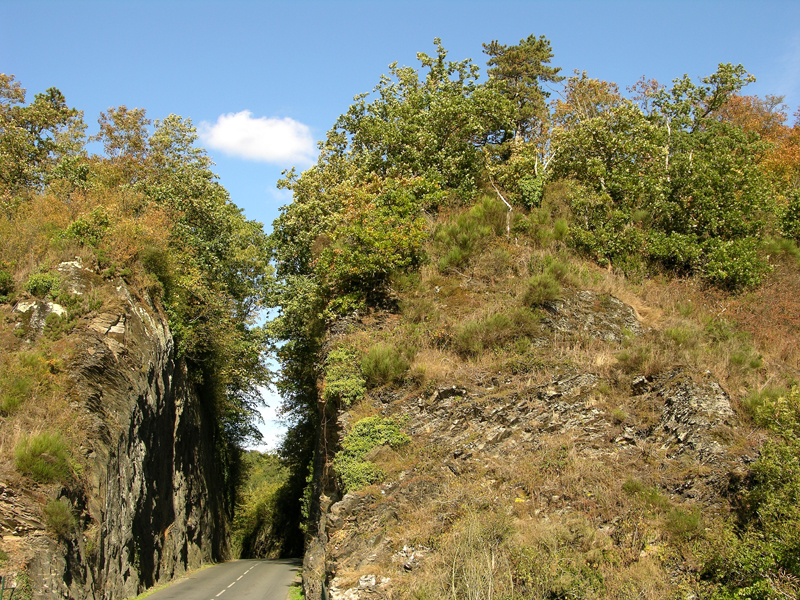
[262, 38, 800, 600]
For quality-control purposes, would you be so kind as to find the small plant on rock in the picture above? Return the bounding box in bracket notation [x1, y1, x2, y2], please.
[334, 416, 409, 491]
[43, 499, 75, 538]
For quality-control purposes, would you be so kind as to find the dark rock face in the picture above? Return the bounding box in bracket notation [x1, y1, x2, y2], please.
[18, 268, 229, 599]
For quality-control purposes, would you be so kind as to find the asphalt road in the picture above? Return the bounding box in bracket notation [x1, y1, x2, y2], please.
[144, 559, 301, 600]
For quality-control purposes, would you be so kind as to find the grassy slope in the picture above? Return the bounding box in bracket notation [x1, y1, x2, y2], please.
[318, 193, 800, 599]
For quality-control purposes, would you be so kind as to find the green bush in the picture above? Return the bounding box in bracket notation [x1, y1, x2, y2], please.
[701, 435, 800, 599]
[743, 386, 800, 437]
[24, 271, 61, 298]
[780, 189, 800, 241]
[334, 416, 409, 491]
[323, 347, 366, 406]
[361, 343, 411, 388]
[436, 196, 507, 271]
[453, 308, 541, 357]
[0, 351, 50, 415]
[15, 432, 71, 483]
[0, 269, 13, 301]
[43, 312, 75, 340]
[701, 237, 768, 290]
[43, 499, 75, 538]
[64, 207, 110, 247]
[521, 272, 561, 307]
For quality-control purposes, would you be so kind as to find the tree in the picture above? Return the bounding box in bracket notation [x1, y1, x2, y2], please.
[553, 71, 624, 130]
[0, 74, 85, 196]
[334, 38, 511, 199]
[483, 34, 563, 143]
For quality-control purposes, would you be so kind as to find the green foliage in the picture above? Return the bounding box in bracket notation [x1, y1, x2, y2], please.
[287, 581, 304, 600]
[334, 39, 512, 199]
[743, 386, 800, 438]
[334, 416, 409, 491]
[699, 388, 800, 598]
[0, 74, 86, 195]
[24, 271, 60, 298]
[779, 189, 800, 241]
[436, 196, 507, 271]
[0, 269, 13, 302]
[701, 438, 800, 598]
[231, 451, 291, 558]
[701, 237, 769, 290]
[453, 308, 540, 357]
[15, 432, 71, 483]
[43, 499, 75, 538]
[553, 64, 776, 289]
[43, 312, 75, 340]
[63, 206, 110, 246]
[322, 347, 366, 406]
[361, 343, 411, 388]
[522, 273, 561, 307]
[0, 351, 51, 415]
[518, 173, 545, 208]
[483, 33, 563, 143]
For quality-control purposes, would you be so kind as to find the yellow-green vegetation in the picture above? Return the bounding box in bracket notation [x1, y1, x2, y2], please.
[15, 432, 72, 484]
[322, 347, 366, 407]
[333, 416, 410, 491]
[231, 451, 292, 558]
[43, 499, 76, 538]
[287, 579, 304, 599]
[361, 343, 412, 387]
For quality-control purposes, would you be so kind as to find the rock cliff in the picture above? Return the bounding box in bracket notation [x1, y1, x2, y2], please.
[1, 261, 229, 599]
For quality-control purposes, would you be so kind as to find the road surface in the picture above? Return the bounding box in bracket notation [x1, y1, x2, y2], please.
[144, 559, 301, 600]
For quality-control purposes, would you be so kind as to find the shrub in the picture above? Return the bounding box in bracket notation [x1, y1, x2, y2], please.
[0, 351, 50, 415]
[780, 189, 800, 241]
[452, 308, 541, 357]
[701, 237, 769, 290]
[63, 206, 110, 246]
[361, 343, 411, 388]
[436, 196, 507, 271]
[334, 416, 409, 491]
[43, 499, 75, 538]
[43, 312, 75, 340]
[521, 272, 561, 307]
[24, 271, 61, 298]
[323, 347, 366, 406]
[610, 407, 627, 424]
[666, 507, 703, 541]
[743, 386, 800, 438]
[15, 432, 71, 483]
[700, 434, 800, 598]
[0, 269, 13, 301]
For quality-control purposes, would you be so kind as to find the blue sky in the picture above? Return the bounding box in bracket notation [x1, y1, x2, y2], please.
[3, 0, 800, 448]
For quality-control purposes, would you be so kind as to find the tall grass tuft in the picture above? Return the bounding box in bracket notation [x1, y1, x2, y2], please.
[15, 432, 71, 484]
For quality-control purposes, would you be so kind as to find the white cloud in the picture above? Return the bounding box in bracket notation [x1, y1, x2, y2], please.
[199, 110, 315, 166]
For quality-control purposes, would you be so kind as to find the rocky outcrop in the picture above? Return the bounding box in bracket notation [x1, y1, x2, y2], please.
[304, 291, 745, 599]
[4, 261, 229, 599]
